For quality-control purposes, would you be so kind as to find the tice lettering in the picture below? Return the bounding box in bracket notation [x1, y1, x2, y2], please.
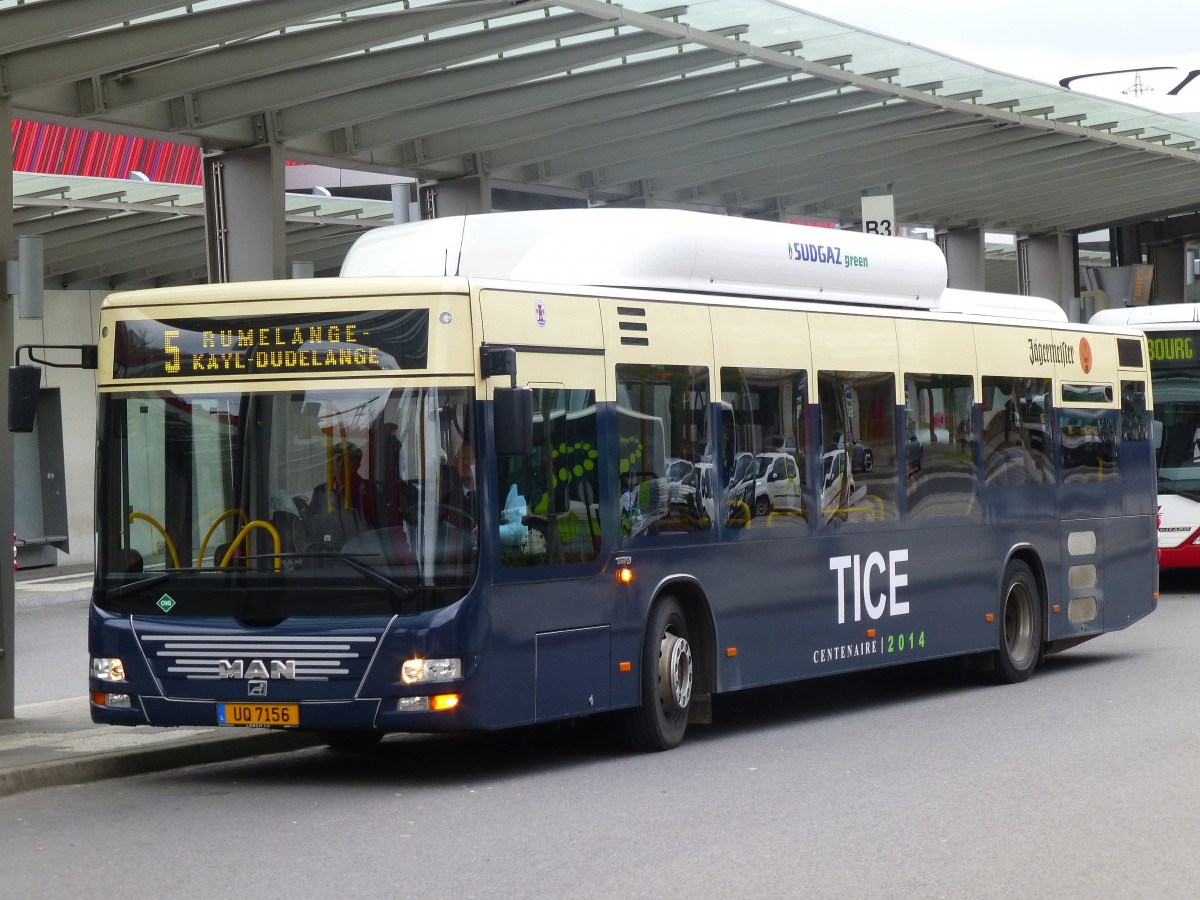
[829, 549, 910, 624]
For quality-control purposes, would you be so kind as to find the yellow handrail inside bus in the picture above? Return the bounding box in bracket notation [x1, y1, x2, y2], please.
[217, 520, 282, 572]
[197, 508, 248, 567]
[128, 511, 182, 569]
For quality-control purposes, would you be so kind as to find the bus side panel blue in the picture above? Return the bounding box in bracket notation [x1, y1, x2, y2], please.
[1100, 515, 1158, 631]
[696, 521, 1060, 692]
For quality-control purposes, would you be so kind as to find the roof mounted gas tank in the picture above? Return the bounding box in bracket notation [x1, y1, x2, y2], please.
[341, 208, 949, 310]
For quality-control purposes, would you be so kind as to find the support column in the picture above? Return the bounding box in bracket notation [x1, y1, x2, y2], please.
[417, 175, 493, 219]
[202, 144, 287, 282]
[2, 93, 17, 718]
[1149, 243, 1185, 303]
[1019, 232, 1078, 314]
[1112, 224, 1142, 268]
[936, 227, 984, 290]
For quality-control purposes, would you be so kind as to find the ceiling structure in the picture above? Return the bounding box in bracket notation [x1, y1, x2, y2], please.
[5, 0, 1200, 289]
[12, 171, 395, 288]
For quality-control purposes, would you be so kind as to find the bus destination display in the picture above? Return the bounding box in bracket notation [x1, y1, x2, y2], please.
[1146, 331, 1200, 370]
[112, 310, 429, 379]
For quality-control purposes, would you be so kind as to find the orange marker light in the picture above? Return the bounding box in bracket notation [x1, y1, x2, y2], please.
[90, 691, 107, 706]
[618, 661, 632, 673]
[866, 629, 876, 639]
[431, 694, 460, 711]
[616, 566, 634, 584]
[985, 613, 995, 623]
[1051, 604, 1061, 614]
[726, 647, 737, 658]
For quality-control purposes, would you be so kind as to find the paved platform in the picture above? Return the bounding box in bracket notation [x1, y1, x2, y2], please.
[2, 566, 322, 799]
[0, 697, 321, 798]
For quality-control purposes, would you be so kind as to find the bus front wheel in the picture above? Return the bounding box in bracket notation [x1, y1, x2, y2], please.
[619, 596, 693, 751]
[992, 559, 1042, 684]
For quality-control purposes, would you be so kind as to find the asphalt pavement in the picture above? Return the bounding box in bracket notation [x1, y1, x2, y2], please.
[1, 565, 320, 799]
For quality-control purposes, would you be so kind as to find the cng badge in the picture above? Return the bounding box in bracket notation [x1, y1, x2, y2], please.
[157, 594, 176, 613]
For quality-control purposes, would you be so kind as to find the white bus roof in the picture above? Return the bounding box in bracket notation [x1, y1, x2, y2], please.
[343, 208, 964, 311]
[1091, 303, 1200, 327]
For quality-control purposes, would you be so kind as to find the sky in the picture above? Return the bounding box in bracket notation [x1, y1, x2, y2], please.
[779, 1, 1200, 117]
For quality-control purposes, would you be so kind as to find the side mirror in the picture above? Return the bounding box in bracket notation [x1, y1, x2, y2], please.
[8, 365, 41, 433]
[493, 386, 533, 457]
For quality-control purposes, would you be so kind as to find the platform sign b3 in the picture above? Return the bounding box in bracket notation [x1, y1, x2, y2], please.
[862, 194, 895, 237]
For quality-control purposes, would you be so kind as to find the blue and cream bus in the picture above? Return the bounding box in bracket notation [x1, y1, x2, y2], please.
[86, 209, 1157, 751]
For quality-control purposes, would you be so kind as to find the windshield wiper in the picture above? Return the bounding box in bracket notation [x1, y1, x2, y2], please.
[269, 552, 416, 603]
[104, 567, 223, 599]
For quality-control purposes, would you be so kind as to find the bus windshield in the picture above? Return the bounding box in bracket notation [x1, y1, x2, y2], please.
[95, 384, 477, 617]
[1151, 370, 1200, 495]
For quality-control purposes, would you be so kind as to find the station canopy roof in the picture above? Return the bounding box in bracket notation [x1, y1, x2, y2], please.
[6, 0, 1200, 289]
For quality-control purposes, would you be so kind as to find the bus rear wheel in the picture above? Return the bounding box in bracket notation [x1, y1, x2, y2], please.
[992, 559, 1042, 683]
[619, 596, 693, 751]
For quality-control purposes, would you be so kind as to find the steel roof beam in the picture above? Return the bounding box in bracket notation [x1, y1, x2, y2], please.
[88, 2, 518, 113]
[697, 130, 1050, 214]
[0, 1, 181, 52]
[165, 8, 611, 132]
[744, 133, 1094, 215]
[682, 119, 1043, 206]
[505, 75, 881, 181]
[602, 106, 967, 197]
[276, 28, 681, 141]
[3, 0, 391, 93]
[386, 67, 838, 171]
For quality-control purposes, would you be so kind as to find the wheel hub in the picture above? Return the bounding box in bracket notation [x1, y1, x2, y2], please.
[658, 632, 693, 712]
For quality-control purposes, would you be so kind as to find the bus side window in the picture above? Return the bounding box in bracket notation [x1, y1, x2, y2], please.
[721, 367, 808, 527]
[616, 364, 712, 538]
[818, 371, 899, 524]
[497, 388, 600, 568]
[904, 373, 979, 520]
[981, 376, 1053, 486]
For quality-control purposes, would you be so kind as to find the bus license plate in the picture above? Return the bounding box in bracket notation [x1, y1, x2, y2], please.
[217, 703, 299, 727]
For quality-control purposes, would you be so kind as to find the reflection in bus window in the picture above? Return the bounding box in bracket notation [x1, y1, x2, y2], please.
[496, 388, 600, 568]
[905, 373, 979, 519]
[981, 376, 1053, 486]
[1060, 409, 1118, 484]
[722, 368, 808, 527]
[819, 371, 898, 524]
[616, 364, 712, 537]
[1121, 380, 1149, 442]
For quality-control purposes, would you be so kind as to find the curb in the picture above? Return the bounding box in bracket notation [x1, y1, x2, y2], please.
[0, 728, 324, 799]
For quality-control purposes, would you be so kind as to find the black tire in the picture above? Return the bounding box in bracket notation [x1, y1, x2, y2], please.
[992, 559, 1042, 683]
[754, 495, 771, 518]
[319, 730, 384, 752]
[617, 596, 694, 752]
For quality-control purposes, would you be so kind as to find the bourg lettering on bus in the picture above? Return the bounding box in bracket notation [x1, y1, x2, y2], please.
[1147, 335, 1194, 362]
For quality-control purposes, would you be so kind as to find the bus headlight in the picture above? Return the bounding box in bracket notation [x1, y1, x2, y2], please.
[400, 658, 462, 684]
[91, 657, 126, 682]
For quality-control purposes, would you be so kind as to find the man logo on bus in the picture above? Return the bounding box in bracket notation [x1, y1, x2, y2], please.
[534, 301, 547, 328]
[1079, 338, 1093, 375]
